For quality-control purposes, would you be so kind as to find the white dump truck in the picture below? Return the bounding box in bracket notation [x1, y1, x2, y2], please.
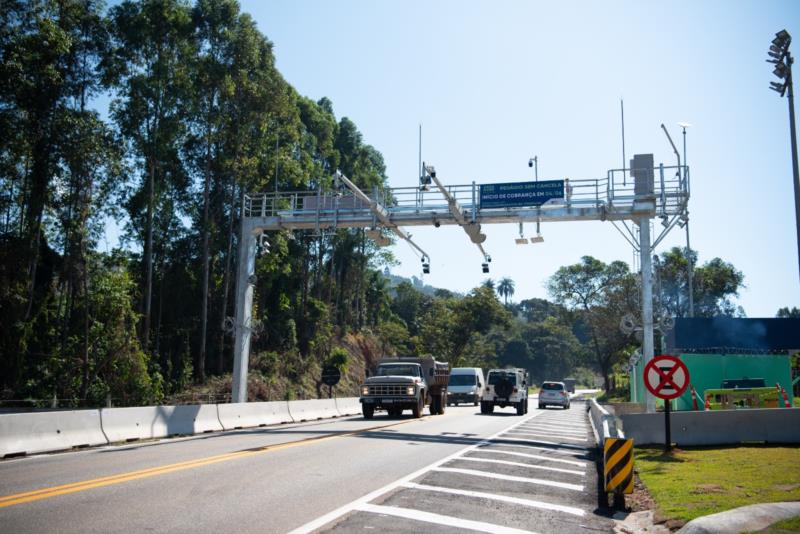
[359, 357, 450, 419]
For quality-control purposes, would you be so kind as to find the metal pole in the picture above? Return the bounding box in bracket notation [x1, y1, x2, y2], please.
[787, 57, 800, 287]
[535, 156, 538, 181]
[640, 219, 656, 413]
[664, 398, 672, 452]
[232, 221, 258, 404]
[682, 126, 695, 317]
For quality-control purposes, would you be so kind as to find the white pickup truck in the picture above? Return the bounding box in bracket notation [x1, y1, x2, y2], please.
[359, 357, 450, 419]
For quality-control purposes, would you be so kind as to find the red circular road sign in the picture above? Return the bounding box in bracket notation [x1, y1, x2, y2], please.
[644, 355, 690, 400]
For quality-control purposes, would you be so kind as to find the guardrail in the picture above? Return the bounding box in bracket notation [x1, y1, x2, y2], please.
[0, 397, 362, 459]
[587, 397, 624, 446]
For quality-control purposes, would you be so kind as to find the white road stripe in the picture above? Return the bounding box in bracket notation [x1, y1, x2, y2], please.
[519, 423, 588, 433]
[514, 427, 587, 437]
[493, 436, 589, 451]
[506, 431, 588, 442]
[474, 447, 587, 467]
[486, 442, 588, 457]
[432, 467, 584, 491]
[456, 456, 585, 476]
[401, 482, 585, 517]
[355, 503, 536, 534]
[289, 412, 544, 534]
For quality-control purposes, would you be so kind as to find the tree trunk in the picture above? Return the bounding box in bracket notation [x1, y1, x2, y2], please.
[198, 126, 211, 383]
[141, 158, 155, 351]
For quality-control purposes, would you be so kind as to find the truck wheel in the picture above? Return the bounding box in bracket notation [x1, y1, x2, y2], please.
[516, 401, 524, 415]
[525, 398, 529, 414]
[438, 394, 446, 414]
[430, 394, 440, 416]
[362, 404, 374, 419]
[413, 396, 424, 418]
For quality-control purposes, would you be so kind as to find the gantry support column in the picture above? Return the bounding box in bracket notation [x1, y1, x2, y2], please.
[232, 221, 259, 404]
[639, 217, 656, 413]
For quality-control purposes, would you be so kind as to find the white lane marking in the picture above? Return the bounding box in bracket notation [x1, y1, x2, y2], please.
[474, 448, 587, 467]
[355, 503, 536, 534]
[493, 436, 589, 451]
[518, 423, 588, 433]
[486, 442, 588, 457]
[432, 467, 584, 491]
[402, 482, 585, 517]
[506, 431, 588, 442]
[456, 456, 585, 476]
[536, 417, 586, 427]
[513, 427, 588, 437]
[289, 412, 543, 534]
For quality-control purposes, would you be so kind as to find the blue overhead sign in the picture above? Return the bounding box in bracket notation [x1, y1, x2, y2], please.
[479, 180, 565, 209]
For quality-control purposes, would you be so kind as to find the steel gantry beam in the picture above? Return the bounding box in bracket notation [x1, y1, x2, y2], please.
[231, 155, 690, 408]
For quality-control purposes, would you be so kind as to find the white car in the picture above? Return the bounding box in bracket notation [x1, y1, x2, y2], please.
[481, 368, 528, 415]
[538, 381, 571, 409]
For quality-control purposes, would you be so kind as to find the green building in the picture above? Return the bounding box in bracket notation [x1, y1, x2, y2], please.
[630, 318, 798, 411]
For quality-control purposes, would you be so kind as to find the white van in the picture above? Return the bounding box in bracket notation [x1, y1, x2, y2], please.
[447, 367, 485, 406]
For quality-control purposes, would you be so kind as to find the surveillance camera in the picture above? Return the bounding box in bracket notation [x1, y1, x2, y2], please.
[434, 221, 440, 228]
[528, 159, 533, 168]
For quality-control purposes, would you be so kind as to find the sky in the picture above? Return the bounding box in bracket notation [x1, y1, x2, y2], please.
[232, 0, 799, 317]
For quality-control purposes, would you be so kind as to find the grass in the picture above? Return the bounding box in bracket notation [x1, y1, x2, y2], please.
[744, 515, 800, 533]
[634, 445, 800, 523]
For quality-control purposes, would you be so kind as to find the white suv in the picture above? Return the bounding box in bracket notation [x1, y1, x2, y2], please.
[481, 368, 529, 415]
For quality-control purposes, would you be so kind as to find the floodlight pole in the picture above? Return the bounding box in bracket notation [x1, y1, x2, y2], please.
[787, 58, 800, 286]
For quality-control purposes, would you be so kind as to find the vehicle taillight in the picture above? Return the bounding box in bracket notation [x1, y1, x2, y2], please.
[561, 391, 567, 397]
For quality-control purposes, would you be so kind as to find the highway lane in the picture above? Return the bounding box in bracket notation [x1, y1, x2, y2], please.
[0, 398, 610, 533]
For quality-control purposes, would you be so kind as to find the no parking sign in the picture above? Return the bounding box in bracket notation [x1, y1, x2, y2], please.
[643, 354, 690, 451]
[644, 355, 689, 400]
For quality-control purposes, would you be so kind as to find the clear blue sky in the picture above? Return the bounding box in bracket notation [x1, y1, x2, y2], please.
[235, 0, 799, 317]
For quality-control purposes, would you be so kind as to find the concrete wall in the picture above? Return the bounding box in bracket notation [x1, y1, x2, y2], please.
[1, 397, 361, 458]
[621, 408, 800, 446]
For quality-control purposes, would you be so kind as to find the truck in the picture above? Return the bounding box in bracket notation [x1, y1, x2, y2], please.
[359, 357, 450, 419]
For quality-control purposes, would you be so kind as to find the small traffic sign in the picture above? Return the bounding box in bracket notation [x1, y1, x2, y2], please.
[321, 366, 341, 387]
[644, 355, 690, 400]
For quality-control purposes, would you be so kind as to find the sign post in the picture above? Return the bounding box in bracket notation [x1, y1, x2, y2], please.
[644, 355, 690, 452]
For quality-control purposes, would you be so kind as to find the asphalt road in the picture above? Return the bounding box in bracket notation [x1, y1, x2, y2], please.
[0, 397, 612, 533]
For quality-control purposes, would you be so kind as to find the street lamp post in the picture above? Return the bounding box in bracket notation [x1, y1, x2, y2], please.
[768, 29, 800, 286]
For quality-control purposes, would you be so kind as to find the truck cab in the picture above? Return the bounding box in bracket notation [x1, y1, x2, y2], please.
[359, 357, 449, 419]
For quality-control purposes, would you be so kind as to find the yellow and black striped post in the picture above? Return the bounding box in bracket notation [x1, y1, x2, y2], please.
[604, 437, 634, 494]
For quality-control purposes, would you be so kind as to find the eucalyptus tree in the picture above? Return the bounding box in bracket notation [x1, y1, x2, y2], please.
[106, 0, 195, 353]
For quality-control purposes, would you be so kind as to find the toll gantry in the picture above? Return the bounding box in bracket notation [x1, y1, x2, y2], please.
[231, 153, 690, 406]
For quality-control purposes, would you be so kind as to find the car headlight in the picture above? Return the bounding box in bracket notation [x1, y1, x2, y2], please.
[361, 386, 369, 396]
[406, 386, 415, 396]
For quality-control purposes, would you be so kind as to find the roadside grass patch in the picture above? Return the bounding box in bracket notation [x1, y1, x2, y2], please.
[634, 445, 800, 522]
[744, 515, 800, 533]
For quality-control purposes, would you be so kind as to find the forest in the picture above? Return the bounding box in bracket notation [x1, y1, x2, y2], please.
[0, 0, 747, 408]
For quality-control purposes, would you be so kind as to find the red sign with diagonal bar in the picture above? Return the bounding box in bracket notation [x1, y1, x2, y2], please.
[644, 355, 690, 400]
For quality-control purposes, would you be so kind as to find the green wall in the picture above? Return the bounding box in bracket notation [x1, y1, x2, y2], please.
[630, 353, 794, 410]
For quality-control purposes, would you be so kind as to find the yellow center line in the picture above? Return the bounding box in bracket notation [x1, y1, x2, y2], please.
[0, 418, 417, 509]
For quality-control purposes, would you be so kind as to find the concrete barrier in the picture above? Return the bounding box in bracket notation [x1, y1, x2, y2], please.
[335, 397, 361, 417]
[217, 401, 293, 430]
[287, 399, 339, 421]
[621, 407, 800, 446]
[0, 410, 108, 457]
[100, 405, 223, 443]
